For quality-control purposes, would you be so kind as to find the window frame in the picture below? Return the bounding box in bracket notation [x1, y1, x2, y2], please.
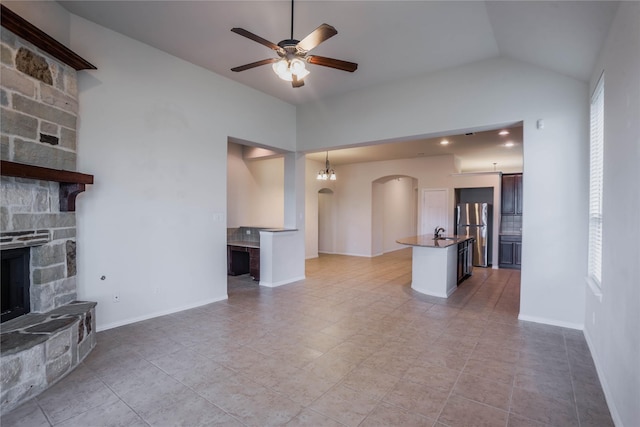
[587, 73, 604, 298]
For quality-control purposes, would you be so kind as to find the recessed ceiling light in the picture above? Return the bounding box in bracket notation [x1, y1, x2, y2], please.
[505, 141, 515, 147]
[440, 139, 449, 145]
[499, 130, 510, 136]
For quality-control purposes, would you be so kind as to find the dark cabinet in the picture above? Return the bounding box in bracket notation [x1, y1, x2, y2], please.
[499, 235, 522, 269]
[227, 245, 260, 280]
[457, 238, 474, 284]
[249, 247, 260, 281]
[501, 174, 523, 215]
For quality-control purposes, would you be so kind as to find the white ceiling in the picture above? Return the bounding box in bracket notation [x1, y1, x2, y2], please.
[56, 1, 616, 170]
[59, 1, 617, 106]
[306, 125, 524, 173]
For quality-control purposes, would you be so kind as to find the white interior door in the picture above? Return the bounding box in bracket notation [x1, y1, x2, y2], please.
[421, 188, 449, 236]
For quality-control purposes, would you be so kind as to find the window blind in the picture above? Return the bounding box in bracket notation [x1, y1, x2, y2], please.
[588, 75, 604, 287]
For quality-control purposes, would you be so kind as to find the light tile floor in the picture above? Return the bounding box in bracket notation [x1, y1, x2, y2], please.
[1, 249, 614, 426]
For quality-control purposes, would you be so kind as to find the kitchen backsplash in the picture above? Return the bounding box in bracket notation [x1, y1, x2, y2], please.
[227, 226, 264, 244]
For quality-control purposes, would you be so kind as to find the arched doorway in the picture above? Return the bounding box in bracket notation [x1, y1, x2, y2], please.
[318, 188, 336, 254]
[372, 175, 418, 255]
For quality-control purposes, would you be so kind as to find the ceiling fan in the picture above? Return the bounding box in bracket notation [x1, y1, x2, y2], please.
[230, 0, 358, 88]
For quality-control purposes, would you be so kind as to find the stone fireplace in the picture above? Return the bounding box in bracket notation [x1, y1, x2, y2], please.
[1, 178, 79, 316]
[1, 5, 97, 414]
[1, 247, 31, 322]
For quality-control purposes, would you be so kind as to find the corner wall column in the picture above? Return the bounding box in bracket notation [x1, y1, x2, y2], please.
[258, 152, 305, 287]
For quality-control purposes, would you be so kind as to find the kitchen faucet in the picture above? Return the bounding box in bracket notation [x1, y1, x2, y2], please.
[434, 227, 445, 239]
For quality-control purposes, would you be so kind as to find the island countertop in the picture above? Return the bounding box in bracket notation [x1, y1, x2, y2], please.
[396, 235, 474, 248]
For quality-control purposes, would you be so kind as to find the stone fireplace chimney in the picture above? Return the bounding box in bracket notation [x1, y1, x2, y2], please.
[1, 5, 98, 414]
[1, 15, 83, 313]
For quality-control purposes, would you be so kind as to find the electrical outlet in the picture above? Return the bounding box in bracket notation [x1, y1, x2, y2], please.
[246, 229, 251, 235]
[113, 294, 120, 303]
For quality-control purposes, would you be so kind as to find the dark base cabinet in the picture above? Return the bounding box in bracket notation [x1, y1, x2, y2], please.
[227, 245, 260, 281]
[249, 248, 260, 281]
[499, 235, 522, 269]
[457, 238, 474, 284]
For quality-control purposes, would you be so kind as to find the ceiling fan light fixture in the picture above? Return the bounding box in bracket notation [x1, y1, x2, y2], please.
[294, 67, 310, 80]
[290, 58, 306, 74]
[230, 0, 357, 88]
[290, 58, 310, 79]
[272, 59, 293, 81]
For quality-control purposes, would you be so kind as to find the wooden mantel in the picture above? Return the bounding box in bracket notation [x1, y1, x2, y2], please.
[0, 4, 96, 71]
[1, 160, 94, 212]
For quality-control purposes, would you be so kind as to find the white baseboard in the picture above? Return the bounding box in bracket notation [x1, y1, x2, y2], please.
[517, 313, 584, 330]
[411, 283, 449, 299]
[97, 294, 228, 331]
[259, 275, 306, 288]
[333, 251, 373, 258]
[583, 330, 624, 427]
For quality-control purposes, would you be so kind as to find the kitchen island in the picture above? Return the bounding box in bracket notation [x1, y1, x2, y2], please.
[397, 235, 474, 298]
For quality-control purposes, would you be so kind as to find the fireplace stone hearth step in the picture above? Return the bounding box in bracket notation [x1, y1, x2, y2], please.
[0, 301, 97, 414]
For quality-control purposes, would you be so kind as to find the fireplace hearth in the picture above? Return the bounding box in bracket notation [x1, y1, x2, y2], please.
[1, 248, 31, 323]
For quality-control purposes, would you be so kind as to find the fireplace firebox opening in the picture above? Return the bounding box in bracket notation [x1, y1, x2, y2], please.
[1, 247, 31, 323]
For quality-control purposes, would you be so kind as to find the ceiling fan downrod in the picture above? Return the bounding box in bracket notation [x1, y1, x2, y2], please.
[290, 0, 294, 40]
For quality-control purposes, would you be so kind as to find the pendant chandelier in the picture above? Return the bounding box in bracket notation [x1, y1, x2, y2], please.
[317, 151, 336, 181]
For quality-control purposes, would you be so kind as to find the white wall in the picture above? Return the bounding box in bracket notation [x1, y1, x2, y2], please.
[371, 181, 384, 256]
[68, 15, 295, 330]
[326, 156, 456, 257]
[298, 57, 589, 328]
[304, 158, 336, 258]
[317, 190, 336, 254]
[227, 142, 284, 228]
[584, 2, 640, 426]
[381, 177, 417, 253]
[4, 1, 70, 46]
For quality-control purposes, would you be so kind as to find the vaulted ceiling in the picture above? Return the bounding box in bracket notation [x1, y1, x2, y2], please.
[55, 1, 617, 171]
[59, 1, 617, 106]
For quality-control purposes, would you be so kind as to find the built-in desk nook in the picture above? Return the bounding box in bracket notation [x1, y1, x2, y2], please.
[227, 227, 262, 280]
[227, 226, 299, 283]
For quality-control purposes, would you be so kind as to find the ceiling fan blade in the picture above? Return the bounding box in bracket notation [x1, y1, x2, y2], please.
[231, 58, 279, 72]
[307, 56, 358, 72]
[297, 23, 338, 52]
[231, 28, 281, 52]
[292, 75, 305, 88]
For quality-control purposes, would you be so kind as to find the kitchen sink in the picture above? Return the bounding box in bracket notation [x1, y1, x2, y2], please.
[434, 237, 457, 241]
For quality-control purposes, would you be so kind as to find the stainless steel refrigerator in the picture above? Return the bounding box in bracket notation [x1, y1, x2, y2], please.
[456, 203, 491, 267]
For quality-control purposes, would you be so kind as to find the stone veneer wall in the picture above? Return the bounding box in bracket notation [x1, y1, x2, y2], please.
[1, 25, 79, 312]
[0, 20, 96, 415]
